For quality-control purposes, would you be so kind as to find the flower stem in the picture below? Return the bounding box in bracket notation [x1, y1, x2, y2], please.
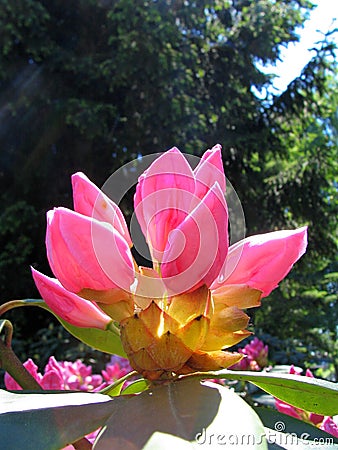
[0, 299, 47, 318]
[0, 320, 42, 390]
[0, 300, 28, 316]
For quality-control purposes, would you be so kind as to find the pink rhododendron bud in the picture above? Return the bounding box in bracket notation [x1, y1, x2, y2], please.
[32, 269, 114, 330]
[212, 227, 307, 297]
[193, 144, 226, 200]
[134, 148, 195, 259]
[161, 181, 228, 293]
[46, 207, 134, 294]
[72, 172, 132, 247]
[32, 144, 308, 381]
[134, 145, 228, 294]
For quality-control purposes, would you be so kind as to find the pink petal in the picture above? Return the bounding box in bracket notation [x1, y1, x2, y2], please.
[5, 359, 42, 390]
[44, 356, 63, 378]
[275, 399, 302, 420]
[193, 144, 226, 200]
[41, 370, 64, 390]
[309, 412, 325, 425]
[305, 368, 314, 377]
[72, 172, 132, 247]
[212, 227, 307, 297]
[320, 417, 338, 438]
[161, 182, 228, 294]
[134, 148, 195, 259]
[4, 373, 22, 391]
[46, 207, 134, 293]
[32, 269, 112, 329]
[289, 364, 302, 375]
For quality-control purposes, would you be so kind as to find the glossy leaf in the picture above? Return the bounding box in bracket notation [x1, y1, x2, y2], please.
[94, 378, 268, 449]
[18, 299, 126, 356]
[121, 378, 149, 395]
[200, 370, 338, 416]
[102, 382, 124, 397]
[99, 370, 140, 397]
[0, 389, 125, 450]
[60, 319, 126, 357]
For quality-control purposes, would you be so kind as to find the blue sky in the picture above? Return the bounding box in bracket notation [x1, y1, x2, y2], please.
[261, 0, 337, 94]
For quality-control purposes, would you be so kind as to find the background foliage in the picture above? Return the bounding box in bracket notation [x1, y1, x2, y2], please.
[0, 0, 337, 377]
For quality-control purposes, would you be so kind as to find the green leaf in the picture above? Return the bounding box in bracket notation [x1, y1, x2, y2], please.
[94, 378, 268, 449]
[59, 319, 126, 357]
[0, 389, 125, 450]
[121, 378, 149, 395]
[102, 382, 124, 397]
[99, 371, 140, 397]
[200, 370, 338, 416]
[19, 299, 126, 356]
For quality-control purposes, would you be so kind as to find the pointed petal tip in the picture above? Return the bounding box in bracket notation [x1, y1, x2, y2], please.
[31, 268, 112, 330]
[71, 171, 87, 182]
[166, 146, 181, 153]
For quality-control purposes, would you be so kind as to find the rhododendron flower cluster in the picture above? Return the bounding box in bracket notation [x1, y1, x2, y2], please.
[5, 355, 132, 392]
[32, 145, 308, 380]
[230, 337, 269, 371]
[101, 354, 133, 387]
[275, 365, 338, 438]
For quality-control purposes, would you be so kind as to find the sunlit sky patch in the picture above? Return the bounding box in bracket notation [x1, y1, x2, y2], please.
[256, 0, 337, 96]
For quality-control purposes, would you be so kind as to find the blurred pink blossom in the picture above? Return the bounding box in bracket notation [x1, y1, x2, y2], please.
[229, 337, 269, 371]
[5, 355, 133, 392]
[320, 416, 338, 438]
[5, 357, 103, 391]
[101, 355, 133, 386]
[5, 358, 63, 390]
